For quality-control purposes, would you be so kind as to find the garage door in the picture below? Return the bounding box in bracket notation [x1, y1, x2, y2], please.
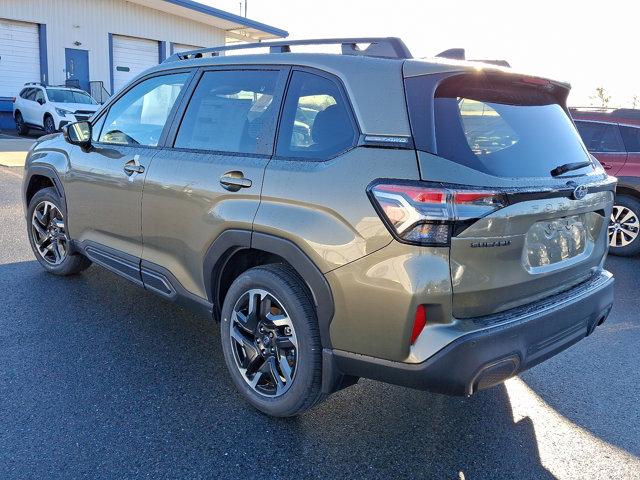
[0, 19, 40, 98]
[172, 43, 204, 55]
[112, 35, 159, 92]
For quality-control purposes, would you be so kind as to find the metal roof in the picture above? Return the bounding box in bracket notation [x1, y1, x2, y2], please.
[129, 0, 288, 41]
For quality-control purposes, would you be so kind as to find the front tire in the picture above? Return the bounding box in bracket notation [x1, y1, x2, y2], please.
[608, 194, 640, 256]
[43, 114, 56, 135]
[15, 112, 29, 136]
[26, 187, 91, 275]
[220, 264, 325, 417]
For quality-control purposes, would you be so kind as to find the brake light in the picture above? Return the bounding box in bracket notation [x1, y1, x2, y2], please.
[411, 305, 427, 344]
[520, 76, 550, 86]
[369, 182, 506, 245]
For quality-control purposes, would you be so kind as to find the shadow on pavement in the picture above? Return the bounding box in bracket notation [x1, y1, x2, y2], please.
[520, 255, 640, 458]
[0, 128, 42, 140]
[0, 260, 554, 479]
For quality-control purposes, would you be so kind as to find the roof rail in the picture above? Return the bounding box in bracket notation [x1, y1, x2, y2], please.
[164, 37, 413, 62]
[24, 82, 46, 87]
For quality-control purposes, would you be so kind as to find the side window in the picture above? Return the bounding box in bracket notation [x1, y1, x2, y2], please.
[174, 69, 279, 155]
[19, 88, 30, 99]
[24, 88, 37, 101]
[575, 121, 625, 153]
[99, 73, 189, 147]
[34, 89, 45, 104]
[620, 125, 640, 153]
[277, 71, 357, 160]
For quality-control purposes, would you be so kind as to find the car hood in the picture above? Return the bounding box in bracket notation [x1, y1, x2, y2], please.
[55, 103, 99, 113]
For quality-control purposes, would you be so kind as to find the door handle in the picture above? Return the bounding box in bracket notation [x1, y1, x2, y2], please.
[220, 171, 252, 192]
[602, 162, 612, 170]
[123, 156, 145, 176]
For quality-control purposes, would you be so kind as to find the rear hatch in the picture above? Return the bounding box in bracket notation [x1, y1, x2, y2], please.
[404, 66, 615, 318]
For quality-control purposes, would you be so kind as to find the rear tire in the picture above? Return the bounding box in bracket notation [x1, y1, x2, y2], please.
[608, 194, 640, 256]
[15, 112, 29, 136]
[220, 264, 325, 417]
[26, 187, 92, 275]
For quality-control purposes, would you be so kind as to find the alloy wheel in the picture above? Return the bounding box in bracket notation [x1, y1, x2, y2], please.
[31, 201, 68, 265]
[229, 289, 298, 397]
[609, 205, 639, 248]
[44, 116, 56, 134]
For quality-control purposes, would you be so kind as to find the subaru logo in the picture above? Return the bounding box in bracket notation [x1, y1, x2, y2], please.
[572, 185, 588, 200]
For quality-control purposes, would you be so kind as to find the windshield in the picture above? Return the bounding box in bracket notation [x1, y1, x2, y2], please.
[46, 89, 97, 105]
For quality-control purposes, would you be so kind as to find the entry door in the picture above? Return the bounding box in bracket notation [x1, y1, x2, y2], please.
[65, 48, 89, 91]
[64, 71, 191, 267]
[141, 67, 288, 299]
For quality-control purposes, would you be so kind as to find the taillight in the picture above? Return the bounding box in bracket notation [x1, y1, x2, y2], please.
[369, 181, 506, 245]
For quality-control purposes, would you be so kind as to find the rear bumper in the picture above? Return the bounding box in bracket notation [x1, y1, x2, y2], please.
[328, 270, 614, 395]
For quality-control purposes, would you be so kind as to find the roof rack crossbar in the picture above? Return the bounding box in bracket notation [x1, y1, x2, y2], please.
[164, 37, 412, 62]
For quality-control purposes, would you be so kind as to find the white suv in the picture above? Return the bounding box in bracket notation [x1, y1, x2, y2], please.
[13, 83, 99, 135]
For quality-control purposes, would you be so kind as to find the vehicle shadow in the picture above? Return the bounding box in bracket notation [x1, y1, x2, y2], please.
[0, 260, 554, 479]
[519, 254, 640, 458]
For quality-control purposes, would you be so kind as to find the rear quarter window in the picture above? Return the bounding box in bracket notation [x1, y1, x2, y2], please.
[276, 71, 357, 161]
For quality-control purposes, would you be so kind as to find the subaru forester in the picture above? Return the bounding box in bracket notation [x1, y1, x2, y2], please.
[22, 38, 615, 417]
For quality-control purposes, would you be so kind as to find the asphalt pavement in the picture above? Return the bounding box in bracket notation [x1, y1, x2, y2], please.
[1, 165, 638, 479]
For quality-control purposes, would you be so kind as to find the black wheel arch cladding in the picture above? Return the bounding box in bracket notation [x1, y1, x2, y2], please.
[204, 230, 335, 349]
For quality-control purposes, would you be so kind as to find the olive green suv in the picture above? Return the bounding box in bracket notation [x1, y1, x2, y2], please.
[23, 38, 615, 417]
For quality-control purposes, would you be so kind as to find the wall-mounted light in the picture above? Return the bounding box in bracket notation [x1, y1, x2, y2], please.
[73, 41, 82, 46]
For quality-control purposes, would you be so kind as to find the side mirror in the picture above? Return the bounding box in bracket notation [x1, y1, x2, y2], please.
[62, 121, 92, 148]
[37, 98, 45, 105]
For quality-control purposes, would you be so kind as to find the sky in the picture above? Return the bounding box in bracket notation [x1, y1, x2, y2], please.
[207, 0, 639, 108]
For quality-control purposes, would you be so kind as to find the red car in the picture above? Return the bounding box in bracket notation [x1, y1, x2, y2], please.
[571, 108, 640, 256]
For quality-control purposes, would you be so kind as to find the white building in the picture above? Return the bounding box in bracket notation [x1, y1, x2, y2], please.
[0, 0, 287, 128]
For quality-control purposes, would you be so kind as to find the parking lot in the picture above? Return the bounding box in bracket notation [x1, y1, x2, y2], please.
[0, 131, 37, 167]
[0, 164, 639, 479]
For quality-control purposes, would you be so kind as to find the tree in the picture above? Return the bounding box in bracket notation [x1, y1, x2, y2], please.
[590, 87, 611, 108]
[632, 95, 639, 109]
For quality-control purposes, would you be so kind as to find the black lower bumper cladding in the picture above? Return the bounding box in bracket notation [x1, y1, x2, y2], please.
[329, 271, 614, 396]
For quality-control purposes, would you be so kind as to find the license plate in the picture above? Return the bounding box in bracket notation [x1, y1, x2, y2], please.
[523, 215, 588, 269]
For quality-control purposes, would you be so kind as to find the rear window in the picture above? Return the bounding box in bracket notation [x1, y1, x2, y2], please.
[422, 75, 593, 178]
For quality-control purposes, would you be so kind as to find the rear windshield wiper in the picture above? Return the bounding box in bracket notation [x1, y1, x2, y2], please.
[550, 161, 592, 177]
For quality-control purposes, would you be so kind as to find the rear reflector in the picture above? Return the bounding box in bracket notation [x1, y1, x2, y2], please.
[410, 305, 427, 344]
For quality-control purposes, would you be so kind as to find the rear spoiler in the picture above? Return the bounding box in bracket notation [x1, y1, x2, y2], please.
[436, 48, 511, 67]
